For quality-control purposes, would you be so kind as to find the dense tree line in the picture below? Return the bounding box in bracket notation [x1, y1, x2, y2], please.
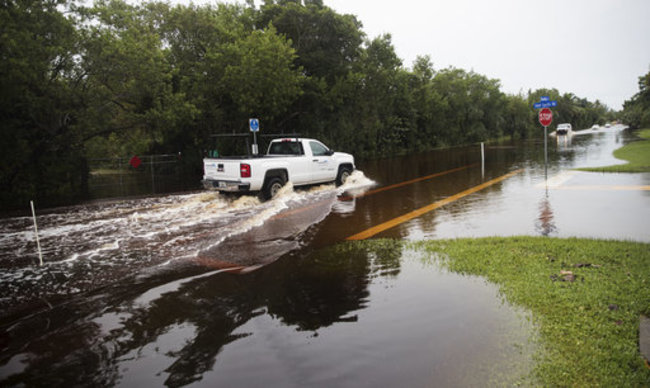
[621, 69, 650, 129]
[0, 0, 615, 210]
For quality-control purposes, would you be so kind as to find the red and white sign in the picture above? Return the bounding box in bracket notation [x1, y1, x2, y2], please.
[538, 108, 553, 127]
[129, 155, 142, 169]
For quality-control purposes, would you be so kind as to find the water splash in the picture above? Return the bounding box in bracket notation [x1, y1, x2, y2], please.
[0, 171, 376, 313]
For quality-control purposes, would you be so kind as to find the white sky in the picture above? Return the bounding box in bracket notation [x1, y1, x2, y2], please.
[183, 0, 650, 110]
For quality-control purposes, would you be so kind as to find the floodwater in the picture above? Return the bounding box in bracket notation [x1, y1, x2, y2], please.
[1, 124, 648, 386]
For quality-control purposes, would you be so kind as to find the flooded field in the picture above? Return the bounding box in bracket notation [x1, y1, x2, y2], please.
[1, 124, 648, 386]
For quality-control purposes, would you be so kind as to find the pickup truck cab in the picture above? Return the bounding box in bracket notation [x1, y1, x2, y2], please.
[202, 138, 355, 199]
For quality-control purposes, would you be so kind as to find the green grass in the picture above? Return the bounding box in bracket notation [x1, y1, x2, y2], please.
[344, 237, 650, 387]
[578, 129, 650, 172]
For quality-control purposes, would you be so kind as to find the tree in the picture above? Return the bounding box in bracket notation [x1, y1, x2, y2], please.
[0, 0, 85, 208]
[76, 0, 197, 159]
[256, 1, 364, 139]
[431, 68, 505, 145]
[622, 69, 650, 129]
[503, 94, 533, 139]
[217, 26, 303, 123]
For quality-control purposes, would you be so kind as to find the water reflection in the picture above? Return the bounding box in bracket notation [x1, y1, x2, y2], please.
[535, 189, 557, 237]
[1, 242, 536, 387]
[555, 134, 572, 155]
[0, 241, 401, 386]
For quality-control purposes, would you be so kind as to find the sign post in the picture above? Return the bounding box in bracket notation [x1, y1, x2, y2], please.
[533, 96, 557, 179]
[249, 118, 260, 155]
[538, 107, 553, 176]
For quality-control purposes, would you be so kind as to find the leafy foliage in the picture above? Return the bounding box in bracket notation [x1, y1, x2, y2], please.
[622, 70, 650, 129]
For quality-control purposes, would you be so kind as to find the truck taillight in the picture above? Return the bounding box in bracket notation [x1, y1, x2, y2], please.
[240, 163, 251, 178]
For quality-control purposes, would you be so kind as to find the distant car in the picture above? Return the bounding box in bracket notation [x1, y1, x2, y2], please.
[605, 123, 611, 128]
[592, 124, 599, 130]
[556, 123, 572, 135]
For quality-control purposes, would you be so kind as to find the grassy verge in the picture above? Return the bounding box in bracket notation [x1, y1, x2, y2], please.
[578, 129, 650, 172]
[349, 237, 650, 386]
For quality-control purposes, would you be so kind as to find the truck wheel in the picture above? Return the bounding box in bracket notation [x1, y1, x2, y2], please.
[262, 177, 285, 200]
[336, 167, 352, 186]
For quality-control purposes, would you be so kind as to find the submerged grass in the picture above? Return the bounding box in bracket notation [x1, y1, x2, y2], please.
[346, 237, 650, 386]
[578, 129, 650, 172]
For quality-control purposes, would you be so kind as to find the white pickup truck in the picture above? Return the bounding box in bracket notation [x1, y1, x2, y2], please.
[202, 138, 355, 199]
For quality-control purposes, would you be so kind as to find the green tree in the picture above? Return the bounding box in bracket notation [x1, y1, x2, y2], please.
[503, 94, 533, 139]
[0, 0, 85, 208]
[432, 68, 504, 145]
[256, 0, 364, 141]
[622, 69, 650, 129]
[77, 0, 196, 159]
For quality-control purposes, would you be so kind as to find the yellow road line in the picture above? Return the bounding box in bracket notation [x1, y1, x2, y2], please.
[340, 163, 478, 200]
[552, 185, 650, 191]
[273, 164, 477, 221]
[346, 169, 524, 241]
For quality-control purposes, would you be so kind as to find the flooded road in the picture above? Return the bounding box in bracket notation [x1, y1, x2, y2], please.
[1, 124, 648, 386]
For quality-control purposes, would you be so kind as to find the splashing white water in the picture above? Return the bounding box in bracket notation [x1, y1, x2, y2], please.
[0, 171, 376, 310]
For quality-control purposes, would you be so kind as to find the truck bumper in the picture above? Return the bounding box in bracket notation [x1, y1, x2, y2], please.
[202, 179, 251, 192]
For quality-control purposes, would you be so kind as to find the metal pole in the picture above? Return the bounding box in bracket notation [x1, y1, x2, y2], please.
[151, 155, 155, 193]
[481, 142, 485, 178]
[544, 126, 548, 179]
[30, 201, 43, 266]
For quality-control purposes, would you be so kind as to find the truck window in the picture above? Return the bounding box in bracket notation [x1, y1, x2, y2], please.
[309, 141, 329, 156]
[269, 141, 304, 155]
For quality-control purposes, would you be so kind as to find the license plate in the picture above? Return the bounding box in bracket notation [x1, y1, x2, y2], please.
[218, 181, 227, 188]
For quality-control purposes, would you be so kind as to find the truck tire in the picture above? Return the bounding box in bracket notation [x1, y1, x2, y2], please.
[336, 166, 352, 186]
[262, 176, 285, 200]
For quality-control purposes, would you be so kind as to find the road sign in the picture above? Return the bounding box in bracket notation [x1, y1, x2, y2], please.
[533, 96, 557, 109]
[129, 155, 142, 169]
[533, 100, 558, 109]
[249, 118, 260, 132]
[539, 108, 553, 127]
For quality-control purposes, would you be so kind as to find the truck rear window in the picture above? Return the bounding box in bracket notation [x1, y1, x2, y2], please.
[269, 142, 304, 155]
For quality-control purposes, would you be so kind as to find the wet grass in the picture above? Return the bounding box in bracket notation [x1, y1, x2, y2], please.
[348, 237, 650, 386]
[578, 128, 650, 172]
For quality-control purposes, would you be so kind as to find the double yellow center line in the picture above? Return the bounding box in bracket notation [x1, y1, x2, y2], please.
[347, 169, 524, 240]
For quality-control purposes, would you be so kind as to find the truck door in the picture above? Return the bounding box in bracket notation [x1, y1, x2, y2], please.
[308, 141, 335, 182]
[268, 139, 311, 185]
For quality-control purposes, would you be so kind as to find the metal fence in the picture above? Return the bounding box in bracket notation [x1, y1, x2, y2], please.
[88, 153, 194, 199]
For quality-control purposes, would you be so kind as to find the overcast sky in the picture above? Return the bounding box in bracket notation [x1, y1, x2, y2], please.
[189, 0, 650, 110]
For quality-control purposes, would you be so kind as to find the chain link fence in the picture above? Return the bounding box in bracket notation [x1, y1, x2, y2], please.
[88, 153, 196, 199]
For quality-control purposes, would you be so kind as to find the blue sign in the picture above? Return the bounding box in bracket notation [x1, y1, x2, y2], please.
[249, 118, 260, 132]
[533, 97, 557, 109]
[534, 101, 558, 109]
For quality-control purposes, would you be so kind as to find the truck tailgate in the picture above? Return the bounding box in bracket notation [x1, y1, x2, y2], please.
[203, 159, 242, 181]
